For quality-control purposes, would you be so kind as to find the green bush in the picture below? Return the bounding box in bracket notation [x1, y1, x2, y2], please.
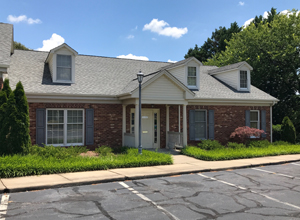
[227, 142, 246, 149]
[272, 124, 282, 142]
[95, 145, 113, 156]
[28, 145, 87, 159]
[249, 140, 270, 148]
[197, 140, 224, 150]
[281, 116, 296, 144]
[272, 141, 290, 146]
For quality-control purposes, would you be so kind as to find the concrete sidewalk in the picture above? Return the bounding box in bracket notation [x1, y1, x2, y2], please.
[1, 154, 300, 193]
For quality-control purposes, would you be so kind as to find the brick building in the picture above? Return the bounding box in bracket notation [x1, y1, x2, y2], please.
[0, 23, 278, 149]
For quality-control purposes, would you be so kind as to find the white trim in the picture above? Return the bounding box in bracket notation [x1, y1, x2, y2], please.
[250, 110, 260, 129]
[238, 70, 250, 92]
[194, 109, 207, 140]
[164, 57, 203, 71]
[46, 108, 85, 146]
[186, 65, 199, 90]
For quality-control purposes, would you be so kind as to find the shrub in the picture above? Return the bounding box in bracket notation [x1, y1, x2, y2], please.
[28, 145, 87, 159]
[230, 126, 265, 145]
[272, 124, 282, 142]
[281, 116, 296, 144]
[197, 140, 224, 150]
[272, 141, 290, 146]
[249, 140, 270, 148]
[95, 145, 113, 156]
[226, 142, 246, 149]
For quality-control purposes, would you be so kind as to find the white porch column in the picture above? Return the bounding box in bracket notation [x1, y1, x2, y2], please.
[135, 104, 139, 148]
[122, 105, 127, 146]
[183, 104, 187, 146]
[166, 105, 170, 148]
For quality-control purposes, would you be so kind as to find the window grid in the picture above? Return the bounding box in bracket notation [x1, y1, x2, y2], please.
[250, 110, 259, 129]
[240, 71, 247, 89]
[195, 110, 206, 140]
[131, 112, 135, 134]
[187, 67, 197, 86]
[57, 55, 72, 81]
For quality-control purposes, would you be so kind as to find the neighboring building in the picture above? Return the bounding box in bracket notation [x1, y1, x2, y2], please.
[0, 23, 278, 149]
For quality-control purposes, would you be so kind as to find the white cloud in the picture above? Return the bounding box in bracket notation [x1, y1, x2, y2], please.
[7, 15, 41, 24]
[239, 2, 245, 6]
[243, 18, 254, 27]
[143, 19, 188, 38]
[37, 33, 65, 51]
[262, 11, 269, 19]
[280, 9, 299, 17]
[127, 35, 134, 39]
[117, 53, 149, 61]
[167, 59, 177, 63]
[152, 38, 157, 41]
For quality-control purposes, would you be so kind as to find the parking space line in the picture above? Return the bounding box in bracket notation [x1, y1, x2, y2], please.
[291, 163, 300, 166]
[198, 173, 300, 211]
[252, 168, 300, 180]
[0, 194, 9, 220]
[119, 182, 180, 220]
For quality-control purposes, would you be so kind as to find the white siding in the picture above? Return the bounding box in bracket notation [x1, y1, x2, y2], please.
[169, 66, 185, 84]
[142, 75, 184, 100]
[187, 60, 199, 67]
[214, 70, 238, 90]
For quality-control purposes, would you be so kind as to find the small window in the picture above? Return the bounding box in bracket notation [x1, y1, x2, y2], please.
[250, 111, 259, 129]
[187, 67, 197, 86]
[47, 109, 84, 146]
[240, 70, 248, 89]
[195, 110, 206, 140]
[57, 55, 72, 81]
[131, 112, 135, 134]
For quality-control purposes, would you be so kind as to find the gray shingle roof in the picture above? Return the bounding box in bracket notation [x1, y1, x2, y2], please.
[208, 61, 251, 75]
[0, 23, 13, 66]
[160, 57, 201, 70]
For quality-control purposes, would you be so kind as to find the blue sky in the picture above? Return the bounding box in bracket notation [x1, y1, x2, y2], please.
[1, 0, 299, 63]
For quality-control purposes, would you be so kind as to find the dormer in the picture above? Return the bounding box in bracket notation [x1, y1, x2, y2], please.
[45, 43, 78, 84]
[165, 57, 203, 91]
[208, 61, 253, 92]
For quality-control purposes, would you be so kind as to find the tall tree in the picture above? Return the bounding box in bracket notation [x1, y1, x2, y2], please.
[1, 78, 12, 97]
[205, 10, 300, 132]
[251, 7, 278, 27]
[185, 22, 242, 62]
[13, 41, 29, 50]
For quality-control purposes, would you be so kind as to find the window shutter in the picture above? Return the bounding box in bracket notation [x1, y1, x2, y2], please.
[86, 109, 94, 145]
[189, 110, 195, 141]
[209, 110, 214, 140]
[36, 108, 46, 146]
[245, 110, 250, 127]
[261, 110, 266, 138]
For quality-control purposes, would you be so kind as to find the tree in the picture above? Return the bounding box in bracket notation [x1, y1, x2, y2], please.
[1, 78, 12, 97]
[251, 7, 278, 27]
[205, 10, 300, 132]
[0, 91, 8, 155]
[185, 22, 242, 62]
[13, 41, 29, 50]
[281, 116, 296, 144]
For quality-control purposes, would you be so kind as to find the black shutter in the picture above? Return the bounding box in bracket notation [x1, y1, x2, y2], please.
[189, 110, 195, 141]
[245, 110, 250, 127]
[209, 110, 214, 140]
[36, 108, 46, 146]
[261, 110, 266, 138]
[86, 109, 94, 145]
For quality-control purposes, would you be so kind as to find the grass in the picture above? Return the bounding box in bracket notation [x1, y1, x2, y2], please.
[181, 144, 300, 161]
[0, 146, 173, 178]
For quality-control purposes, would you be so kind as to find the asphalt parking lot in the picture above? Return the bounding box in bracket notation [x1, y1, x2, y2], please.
[1, 162, 300, 220]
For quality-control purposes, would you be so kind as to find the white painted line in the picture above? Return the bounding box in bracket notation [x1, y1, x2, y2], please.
[119, 182, 180, 220]
[291, 163, 300, 166]
[198, 173, 300, 210]
[252, 168, 300, 180]
[0, 194, 9, 220]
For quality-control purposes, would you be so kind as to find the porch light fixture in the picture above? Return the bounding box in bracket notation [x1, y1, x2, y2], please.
[137, 70, 144, 154]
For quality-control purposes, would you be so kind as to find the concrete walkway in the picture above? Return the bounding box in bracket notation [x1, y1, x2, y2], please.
[1, 154, 300, 193]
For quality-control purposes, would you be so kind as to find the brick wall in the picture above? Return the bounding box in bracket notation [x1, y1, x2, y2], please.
[29, 103, 122, 150]
[187, 105, 270, 145]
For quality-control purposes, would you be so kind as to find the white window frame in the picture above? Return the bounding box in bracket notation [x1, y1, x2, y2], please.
[195, 110, 207, 140]
[240, 70, 248, 89]
[238, 69, 250, 91]
[52, 53, 76, 84]
[57, 55, 72, 82]
[46, 109, 85, 146]
[186, 65, 199, 90]
[250, 110, 260, 129]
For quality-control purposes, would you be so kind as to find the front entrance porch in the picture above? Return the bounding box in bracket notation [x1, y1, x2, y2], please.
[122, 103, 187, 149]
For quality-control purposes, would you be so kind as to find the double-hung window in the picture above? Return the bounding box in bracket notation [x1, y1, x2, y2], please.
[195, 110, 207, 140]
[240, 70, 248, 89]
[57, 55, 72, 81]
[250, 110, 259, 129]
[187, 67, 197, 86]
[47, 109, 84, 146]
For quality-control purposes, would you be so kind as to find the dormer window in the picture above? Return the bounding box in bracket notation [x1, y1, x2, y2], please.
[57, 55, 72, 81]
[187, 67, 197, 86]
[240, 70, 248, 89]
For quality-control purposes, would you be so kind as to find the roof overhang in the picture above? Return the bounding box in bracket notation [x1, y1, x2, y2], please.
[209, 61, 253, 75]
[164, 57, 203, 71]
[45, 43, 78, 63]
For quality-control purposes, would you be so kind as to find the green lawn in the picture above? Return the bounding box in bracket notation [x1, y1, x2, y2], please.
[181, 144, 300, 161]
[0, 146, 173, 178]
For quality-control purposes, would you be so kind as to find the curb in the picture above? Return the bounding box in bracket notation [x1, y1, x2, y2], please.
[2, 158, 300, 193]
